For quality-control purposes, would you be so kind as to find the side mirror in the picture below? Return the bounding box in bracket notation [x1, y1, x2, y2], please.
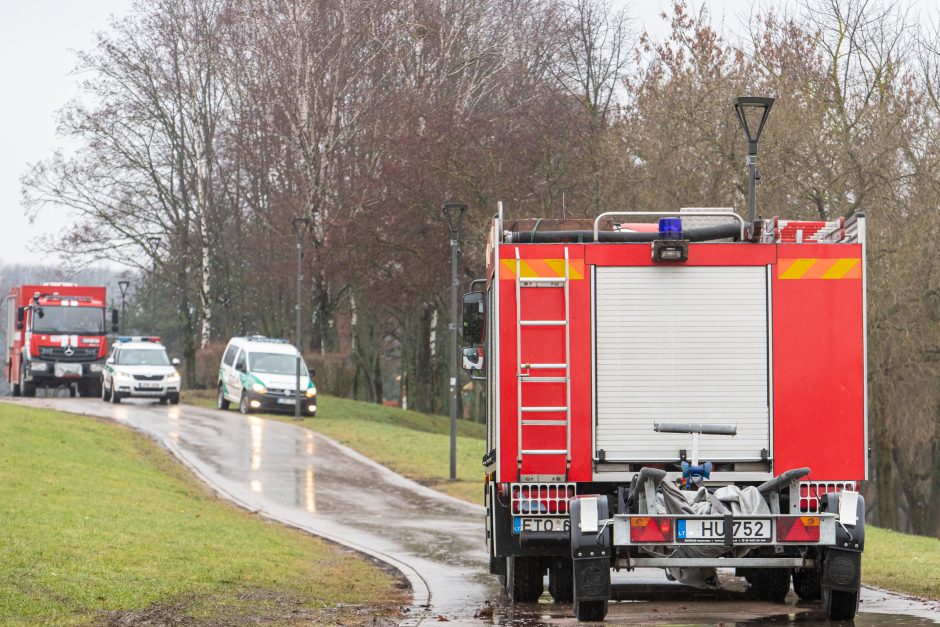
[462, 346, 484, 371]
[111, 309, 119, 333]
[309, 368, 316, 378]
[171, 358, 181, 367]
[106, 356, 115, 365]
[15, 307, 24, 330]
[462, 291, 485, 346]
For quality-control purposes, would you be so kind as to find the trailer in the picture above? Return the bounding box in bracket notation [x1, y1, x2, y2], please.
[5, 283, 116, 397]
[462, 101, 867, 623]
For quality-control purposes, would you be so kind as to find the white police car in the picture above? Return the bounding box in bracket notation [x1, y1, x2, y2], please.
[217, 335, 316, 415]
[101, 336, 181, 404]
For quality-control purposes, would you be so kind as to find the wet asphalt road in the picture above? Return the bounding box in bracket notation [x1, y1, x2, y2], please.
[11, 397, 939, 626]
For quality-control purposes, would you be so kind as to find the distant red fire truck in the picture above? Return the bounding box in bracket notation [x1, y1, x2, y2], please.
[5, 283, 116, 397]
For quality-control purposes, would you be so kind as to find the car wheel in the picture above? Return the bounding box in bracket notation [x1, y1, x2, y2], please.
[101, 380, 109, 401]
[110, 383, 121, 404]
[169, 393, 180, 405]
[217, 385, 230, 410]
[158, 397, 169, 405]
[239, 393, 250, 414]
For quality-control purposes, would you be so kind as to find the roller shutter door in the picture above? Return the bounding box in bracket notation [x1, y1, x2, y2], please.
[595, 266, 770, 461]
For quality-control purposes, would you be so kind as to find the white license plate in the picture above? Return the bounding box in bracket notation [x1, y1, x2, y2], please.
[514, 517, 570, 533]
[277, 397, 297, 405]
[677, 518, 772, 544]
[137, 381, 162, 389]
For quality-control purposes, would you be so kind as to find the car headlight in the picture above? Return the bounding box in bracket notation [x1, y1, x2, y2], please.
[251, 382, 267, 394]
[115, 371, 133, 381]
[305, 385, 317, 398]
[29, 361, 48, 372]
[166, 370, 181, 380]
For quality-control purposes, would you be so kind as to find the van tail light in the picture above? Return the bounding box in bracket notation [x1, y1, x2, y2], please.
[777, 516, 820, 542]
[629, 516, 674, 543]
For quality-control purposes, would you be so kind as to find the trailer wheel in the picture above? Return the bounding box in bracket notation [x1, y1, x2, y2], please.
[574, 599, 607, 622]
[505, 556, 543, 602]
[748, 568, 790, 602]
[548, 558, 574, 603]
[792, 567, 822, 601]
[823, 586, 859, 620]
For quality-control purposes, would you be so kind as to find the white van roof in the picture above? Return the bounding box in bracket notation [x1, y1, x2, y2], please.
[228, 335, 299, 355]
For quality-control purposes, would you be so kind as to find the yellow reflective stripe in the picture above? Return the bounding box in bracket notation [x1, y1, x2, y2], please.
[821, 258, 859, 279]
[779, 258, 816, 279]
[499, 258, 584, 280]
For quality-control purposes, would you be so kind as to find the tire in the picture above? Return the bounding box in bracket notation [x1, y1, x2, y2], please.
[110, 384, 121, 404]
[217, 385, 230, 410]
[749, 568, 791, 602]
[548, 558, 574, 603]
[574, 599, 608, 622]
[101, 380, 109, 401]
[792, 568, 822, 601]
[169, 393, 180, 405]
[158, 397, 169, 405]
[506, 556, 543, 603]
[22, 380, 36, 398]
[239, 393, 251, 414]
[12, 383, 20, 397]
[69, 385, 77, 398]
[823, 586, 859, 620]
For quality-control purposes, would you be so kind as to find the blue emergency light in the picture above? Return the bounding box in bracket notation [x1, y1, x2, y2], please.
[658, 217, 682, 239]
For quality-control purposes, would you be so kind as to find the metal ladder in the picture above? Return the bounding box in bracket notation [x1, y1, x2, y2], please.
[515, 246, 571, 481]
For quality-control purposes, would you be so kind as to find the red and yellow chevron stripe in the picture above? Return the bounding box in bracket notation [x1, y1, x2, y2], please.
[778, 258, 861, 280]
[500, 258, 585, 280]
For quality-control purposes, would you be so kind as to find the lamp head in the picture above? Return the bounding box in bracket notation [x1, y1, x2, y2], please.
[291, 216, 310, 239]
[442, 202, 467, 234]
[733, 96, 775, 147]
[118, 280, 131, 298]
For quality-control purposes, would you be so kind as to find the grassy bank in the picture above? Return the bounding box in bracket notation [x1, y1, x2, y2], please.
[863, 527, 939, 599]
[0, 403, 403, 626]
[185, 391, 487, 504]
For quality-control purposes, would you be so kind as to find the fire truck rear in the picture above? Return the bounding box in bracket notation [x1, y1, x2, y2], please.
[462, 100, 867, 622]
[5, 283, 115, 397]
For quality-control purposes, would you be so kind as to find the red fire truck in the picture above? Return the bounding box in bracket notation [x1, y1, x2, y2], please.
[463, 163, 867, 619]
[5, 283, 116, 397]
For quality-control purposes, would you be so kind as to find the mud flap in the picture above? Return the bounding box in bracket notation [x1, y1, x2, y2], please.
[569, 496, 611, 603]
[821, 492, 865, 620]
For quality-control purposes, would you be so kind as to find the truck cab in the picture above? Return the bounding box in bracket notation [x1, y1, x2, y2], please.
[5, 283, 113, 397]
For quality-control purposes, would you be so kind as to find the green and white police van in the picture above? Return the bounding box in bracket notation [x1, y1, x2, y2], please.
[217, 335, 317, 416]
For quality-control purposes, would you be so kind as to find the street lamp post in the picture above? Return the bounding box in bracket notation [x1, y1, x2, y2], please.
[732, 96, 774, 224]
[442, 202, 467, 481]
[118, 280, 131, 335]
[147, 236, 161, 326]
[291, 217, 310, 420]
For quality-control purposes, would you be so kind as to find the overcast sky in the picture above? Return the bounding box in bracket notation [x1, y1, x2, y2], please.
[0, 0, 855, 267]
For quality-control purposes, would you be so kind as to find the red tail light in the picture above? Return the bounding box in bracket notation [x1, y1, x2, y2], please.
[629, 517, 674, 543]
[777, 516, 820, 542]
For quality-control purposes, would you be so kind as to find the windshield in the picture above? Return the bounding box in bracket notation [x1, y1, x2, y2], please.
[248, 352, 307, 376]
[116, 349, 170, 366]
[32, 306, 106, 335]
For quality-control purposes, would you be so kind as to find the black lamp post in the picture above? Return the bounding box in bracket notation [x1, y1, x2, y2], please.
[442, 202, 467, 481]
[147, 236, 161, 326]
[118, 280, 131, 335]
[292, 216, 310, 420]
[732, 96, 774, 224]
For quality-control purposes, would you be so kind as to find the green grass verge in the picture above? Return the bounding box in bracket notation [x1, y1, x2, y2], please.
[185, 391, 487, 504]
[0, 403, 403, 626]
[183, 392, 940, 600]
[862, 527, 939, 599]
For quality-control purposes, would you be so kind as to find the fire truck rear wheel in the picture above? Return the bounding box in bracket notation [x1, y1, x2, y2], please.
[548, 558, 574, 603]
[822, 586, 859, 620]
[21, 373, 36, 398]
[748, 568, 791, 602]
[792, 567, 822, 600]
[574, 599, 607, 622]
[505, 556, 543, 603]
